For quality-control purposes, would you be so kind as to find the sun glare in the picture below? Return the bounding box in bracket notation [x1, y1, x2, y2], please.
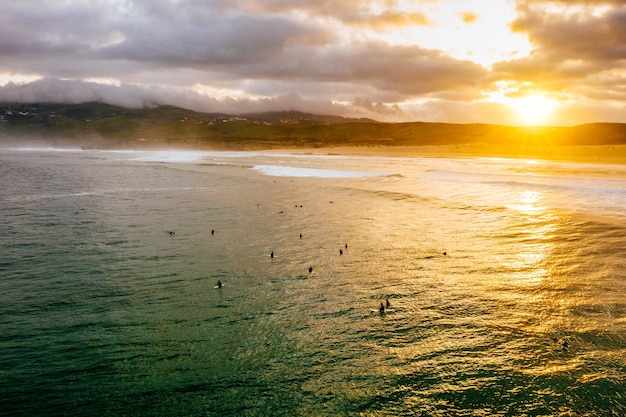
[509, 95, 558, 125]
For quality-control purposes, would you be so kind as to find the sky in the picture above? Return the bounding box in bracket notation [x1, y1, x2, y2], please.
[0, 0, 625, 125]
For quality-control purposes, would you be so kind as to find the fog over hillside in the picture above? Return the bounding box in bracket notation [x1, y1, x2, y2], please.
[0, 78, 397, 121]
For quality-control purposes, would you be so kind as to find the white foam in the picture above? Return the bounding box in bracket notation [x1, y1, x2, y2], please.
[251, 165, 385, 178]
[6, 146, 83, 152]
[103, 150, 210, 163]
[103, 149, 264, 163]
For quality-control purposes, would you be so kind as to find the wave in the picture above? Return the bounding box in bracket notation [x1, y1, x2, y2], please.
[423, 168, 626, 216]
[1, 186, 200, 203]
[105, 149, 215, 163]
[341, 187, 432, 204]
[5, 146, 84, 152]
[251, 165, 388, 178]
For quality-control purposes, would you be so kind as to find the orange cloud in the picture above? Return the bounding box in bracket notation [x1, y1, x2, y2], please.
[365, 11, 430, 28]
[461, 12, 478, 23]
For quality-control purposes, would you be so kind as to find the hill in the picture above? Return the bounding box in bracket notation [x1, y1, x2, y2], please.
[1, 102, 626, 152]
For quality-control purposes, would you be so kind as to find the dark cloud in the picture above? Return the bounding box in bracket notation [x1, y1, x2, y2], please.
[498, 2, 626, 74]
[0, 1, 489, 96]
[512, 2, 626, 62]
[104, 14, 310, 66]
[0, 2, 326, 70]
[237, 40, 489, 97]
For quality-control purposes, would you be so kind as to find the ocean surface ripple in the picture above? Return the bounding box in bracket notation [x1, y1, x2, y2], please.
[1, 148, 625, 416]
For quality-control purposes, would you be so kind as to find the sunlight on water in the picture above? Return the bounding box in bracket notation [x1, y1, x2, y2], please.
[1, 148, 625, 416]
[503, 190, 558, 286]
[509, 189, 545, 213]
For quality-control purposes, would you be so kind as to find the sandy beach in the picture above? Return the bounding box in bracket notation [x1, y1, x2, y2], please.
[275, 144, 626, 165]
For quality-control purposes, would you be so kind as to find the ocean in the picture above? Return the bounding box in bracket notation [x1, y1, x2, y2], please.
[1, 147, 625, 416]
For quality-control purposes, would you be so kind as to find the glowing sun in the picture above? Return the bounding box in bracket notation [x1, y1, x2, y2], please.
[509, 95, 557, 125]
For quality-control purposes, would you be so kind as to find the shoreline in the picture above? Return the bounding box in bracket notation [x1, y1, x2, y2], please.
[3, 141, 626, 165]
[271, 144, 626, 165]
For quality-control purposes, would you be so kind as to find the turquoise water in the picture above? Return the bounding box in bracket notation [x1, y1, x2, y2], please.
[1, 148, 625, 416]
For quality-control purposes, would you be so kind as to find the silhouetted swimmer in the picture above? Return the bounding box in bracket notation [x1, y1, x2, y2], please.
[308, 266, 313, 273]
[345, 244, 348, 249]
[379, 303, 385, 315]
[211, 229, 215, 235]
[167, 231, 175, 236]
[216, 280, 222, 288]
[270, 251, 274, 258]
[443, 251, 447, 255]
[300, 233, 303, 239]
[386, 299, 391, 308]
[339, 249, 343, 255]
[561, 340, 569, 351]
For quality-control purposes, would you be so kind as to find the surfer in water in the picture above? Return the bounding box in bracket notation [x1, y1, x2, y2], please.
[379, 302, 385, 315]
[386, 299, 391, 308]
[216, 280, 222, 288]
[270, 251, 274, 258]
[308, 266, 313, 273]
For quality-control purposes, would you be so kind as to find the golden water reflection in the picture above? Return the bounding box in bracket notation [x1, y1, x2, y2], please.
[504, 190, 557, 286]
[507, 190, 544, 214]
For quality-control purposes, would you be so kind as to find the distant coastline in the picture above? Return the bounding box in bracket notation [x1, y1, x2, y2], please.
[281, 144, 626, 165]
[2, 101, 626, 164]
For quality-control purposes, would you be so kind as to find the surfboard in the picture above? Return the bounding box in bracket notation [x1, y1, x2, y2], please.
[370, 308, 394, 313]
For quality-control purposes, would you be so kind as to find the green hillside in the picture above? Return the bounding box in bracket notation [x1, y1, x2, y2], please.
[1, 101, 625, 150]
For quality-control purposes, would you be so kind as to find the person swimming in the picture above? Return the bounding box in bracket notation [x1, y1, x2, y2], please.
[339, 249, 343, 255]
[308, 266, 313, 273]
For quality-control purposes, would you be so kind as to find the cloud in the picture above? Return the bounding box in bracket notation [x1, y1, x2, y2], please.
[0, 77, 407, 121]
[104, 14, 323, 67]
[460, 12, 478, 24]
[1, 0, 625, 125]
[512, 1, 626, 62]
[497, 2, 626, 81]
[0, 1, 491, 99]
[0, 78, 176, 109]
